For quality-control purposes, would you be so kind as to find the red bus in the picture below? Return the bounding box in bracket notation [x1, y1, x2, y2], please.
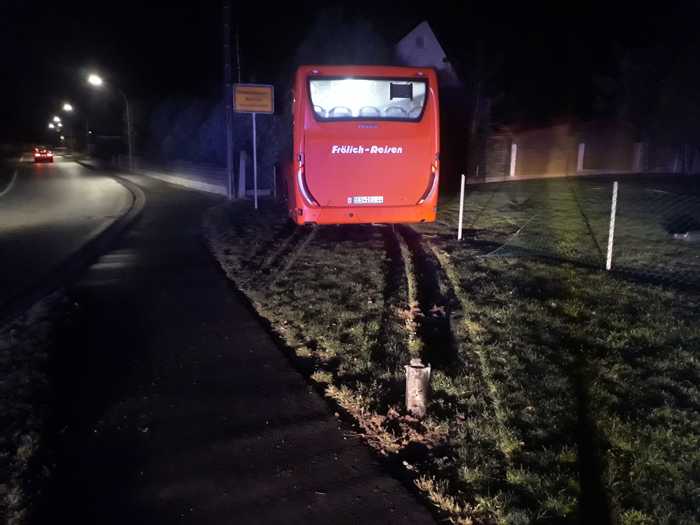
[287, 65, 440, 225]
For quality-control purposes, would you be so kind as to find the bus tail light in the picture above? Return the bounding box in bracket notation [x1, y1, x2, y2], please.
[297, 156, 319, 206]
[417, 156, 439, 204]
[417, 173, 437, 204]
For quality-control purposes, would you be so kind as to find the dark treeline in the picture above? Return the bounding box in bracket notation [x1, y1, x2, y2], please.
[133, 5, 700, 184]
[140, 9, 391, 174]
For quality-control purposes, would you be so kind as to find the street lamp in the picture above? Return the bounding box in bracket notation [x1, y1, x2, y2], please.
[62, 102, 73, 112]
[52, 115, 61, 123]
[86, 71, 133, 171]
[48, 123, 55, 129]
[87, 73, 103, 87]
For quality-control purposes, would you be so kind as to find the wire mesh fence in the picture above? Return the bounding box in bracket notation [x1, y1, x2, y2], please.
[445, 174, 700, 287]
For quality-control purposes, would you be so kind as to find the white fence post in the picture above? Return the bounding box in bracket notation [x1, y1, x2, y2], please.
[606, 181, 619, 271]
[509, 143, 517, 177]
[577, 143, 586, 173]
[457, 173, 466, 241]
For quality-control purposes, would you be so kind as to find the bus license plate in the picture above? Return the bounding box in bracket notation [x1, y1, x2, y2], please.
[348, 196, 384, 204]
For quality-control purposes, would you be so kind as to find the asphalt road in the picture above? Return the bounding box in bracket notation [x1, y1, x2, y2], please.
[38, 174, 434, 524]
[0, 154, 131, 310]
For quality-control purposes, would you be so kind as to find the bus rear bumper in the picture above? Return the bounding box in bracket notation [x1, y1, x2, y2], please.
[290, 204, 437, 225]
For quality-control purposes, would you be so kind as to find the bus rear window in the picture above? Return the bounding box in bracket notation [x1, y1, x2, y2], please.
[309, 78, 427, 121]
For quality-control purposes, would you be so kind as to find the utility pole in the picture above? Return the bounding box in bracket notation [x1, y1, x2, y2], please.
[223, 0, 234, 199]
[113, 88, 134, 170]
[123, 94, 133, 171]
[235, 23, 241, 83]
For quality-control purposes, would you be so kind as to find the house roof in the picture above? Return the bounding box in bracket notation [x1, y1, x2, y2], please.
[395, 21, 462, 87]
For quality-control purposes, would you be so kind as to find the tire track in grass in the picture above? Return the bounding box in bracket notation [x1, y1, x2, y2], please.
[226, 205, 299, 278]
[396, 227, 524, 523]
[205, 203, 295, 285]
[334, 224, 421, 415]
[279, 225, 318, 275]
[249, 224, 317, 288]
[245, 219, 298, 273]
[393, 226, 422, 358]
[373, 226, 412, 371]
[395, 225, 462, 372]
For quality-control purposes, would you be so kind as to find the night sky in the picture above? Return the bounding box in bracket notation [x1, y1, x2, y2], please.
[1, 1, 696, 142]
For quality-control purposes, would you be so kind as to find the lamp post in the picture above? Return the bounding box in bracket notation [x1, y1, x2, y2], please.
[87, 73, 133, 171]
[61, 102, 90, 152]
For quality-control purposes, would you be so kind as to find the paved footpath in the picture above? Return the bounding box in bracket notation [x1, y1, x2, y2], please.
[38, 174, 435, 524]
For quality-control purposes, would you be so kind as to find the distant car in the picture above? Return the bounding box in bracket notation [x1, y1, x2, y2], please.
[33, 146, 54, 163]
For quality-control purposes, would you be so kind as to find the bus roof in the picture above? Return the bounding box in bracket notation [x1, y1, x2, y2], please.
[296, 65, 437, 79]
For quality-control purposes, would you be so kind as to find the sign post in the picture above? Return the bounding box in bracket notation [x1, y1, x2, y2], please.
[457, 173, 465, 240]
[233, 83, 274, 210]
[252, 113, 257, 209]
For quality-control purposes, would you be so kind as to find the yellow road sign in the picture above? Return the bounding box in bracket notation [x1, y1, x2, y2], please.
[234, 84, 274, 114]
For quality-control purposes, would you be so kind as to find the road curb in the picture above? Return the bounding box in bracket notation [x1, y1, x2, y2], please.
[0, 162, 146, 325]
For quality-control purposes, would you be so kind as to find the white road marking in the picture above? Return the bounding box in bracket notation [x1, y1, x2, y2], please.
[0, 170, 18, 198]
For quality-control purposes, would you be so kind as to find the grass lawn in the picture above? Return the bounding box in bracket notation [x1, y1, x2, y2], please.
[204, 187, 700, 525]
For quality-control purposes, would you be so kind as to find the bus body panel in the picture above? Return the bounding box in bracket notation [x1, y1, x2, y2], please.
[289, 65, 440, 225]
